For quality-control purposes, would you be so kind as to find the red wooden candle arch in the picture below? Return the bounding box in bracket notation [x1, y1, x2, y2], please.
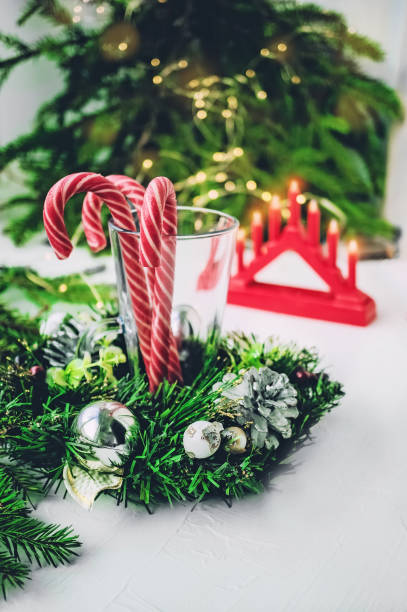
[228, 182, 376, 326]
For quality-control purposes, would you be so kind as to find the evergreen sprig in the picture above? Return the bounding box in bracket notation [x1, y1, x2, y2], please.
[0, 468, 80, 599]
[0, 0, 402, 242]
[0, 266, 116, 313]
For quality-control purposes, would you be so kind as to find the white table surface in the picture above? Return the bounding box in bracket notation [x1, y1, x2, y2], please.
[3, 233, 407, 612]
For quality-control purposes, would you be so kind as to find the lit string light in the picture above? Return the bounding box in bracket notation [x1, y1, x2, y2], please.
[149, 57, 302, 215]
[215, 172, 227, 182]
[224, 181, 236, 192]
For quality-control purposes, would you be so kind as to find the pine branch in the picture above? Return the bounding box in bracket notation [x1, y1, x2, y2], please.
[0, 469, 80, 589]
[0, 516, 80, 568]
[0, 551, 30, 600]
[0, 462, 43, 504]
[17, 0, 45, 25]
[0, 302, 39, 361]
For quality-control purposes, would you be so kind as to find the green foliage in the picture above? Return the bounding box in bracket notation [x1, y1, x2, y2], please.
[0, 0, 402, 242]
[1, 309, 343, 508]
[0, 266, 116, 311]
[0, 303, 39, 362]
[0, 467, 80, 599]
[47, 345, 127, 388]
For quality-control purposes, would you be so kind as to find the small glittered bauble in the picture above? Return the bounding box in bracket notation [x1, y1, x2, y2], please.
[223, 426, 247, 455]
[183, 421, 223, 459]
[75, 401, 137, 469]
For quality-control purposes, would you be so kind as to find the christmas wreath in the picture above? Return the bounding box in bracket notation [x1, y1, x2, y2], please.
[0, 278, 343, 598]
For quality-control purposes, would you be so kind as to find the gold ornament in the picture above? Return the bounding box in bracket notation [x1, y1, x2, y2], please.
[223, 426, 247, 454]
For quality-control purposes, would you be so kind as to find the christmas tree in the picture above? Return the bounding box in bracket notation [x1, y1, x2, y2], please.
[0, 0, 403, 244]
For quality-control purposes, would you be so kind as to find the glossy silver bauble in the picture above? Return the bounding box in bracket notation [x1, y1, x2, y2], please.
[75, 400, 137, 469]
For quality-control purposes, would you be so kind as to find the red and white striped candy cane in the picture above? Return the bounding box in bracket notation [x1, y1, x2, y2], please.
[140, 177, 183, 389]
[82, 175, 145, 252]
[82, 174, 156, 304]
[43, 172, 153, 380]
[82, 174, 181, 390]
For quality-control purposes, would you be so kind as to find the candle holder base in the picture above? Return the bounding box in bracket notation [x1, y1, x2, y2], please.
[228, 280, 376, 326]
[227, 222, 377, 327]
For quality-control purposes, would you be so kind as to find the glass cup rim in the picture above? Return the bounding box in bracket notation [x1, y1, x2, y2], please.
[108, 205, 239, 241]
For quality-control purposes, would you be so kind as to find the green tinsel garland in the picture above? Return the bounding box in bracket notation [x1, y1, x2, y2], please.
[0, 272, 343, 598]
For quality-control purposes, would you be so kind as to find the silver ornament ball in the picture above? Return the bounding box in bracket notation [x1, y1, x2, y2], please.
[75, 400, 137, 469]
[223, 426, 247, 455]
[183, 420, 223, 459]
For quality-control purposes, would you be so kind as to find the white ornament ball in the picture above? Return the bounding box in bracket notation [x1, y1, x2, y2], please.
[183, 420, 223, 459]
[223, 426, 247, 455]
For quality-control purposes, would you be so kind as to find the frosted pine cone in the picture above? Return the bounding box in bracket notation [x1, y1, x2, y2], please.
[214, 367, 298, 450]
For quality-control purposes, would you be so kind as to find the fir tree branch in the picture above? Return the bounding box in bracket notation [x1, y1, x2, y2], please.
[0, 468, 80, 590]
[0, 551, 30, 600]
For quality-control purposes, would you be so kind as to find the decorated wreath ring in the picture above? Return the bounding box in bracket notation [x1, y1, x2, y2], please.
[3, 307, 343, 510]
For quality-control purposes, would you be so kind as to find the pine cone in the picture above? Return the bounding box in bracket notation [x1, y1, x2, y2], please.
[42, 315, 85, 368]
[215, 367, 298, 450]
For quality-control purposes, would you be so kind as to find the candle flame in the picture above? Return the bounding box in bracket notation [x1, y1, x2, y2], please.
[308, 199, 319, 212]
[253, 211, 262, 224]
[328, 219, 339, 234]
[237, 228, 246, 241]
[270, 195, 281, 210]
[348, 239, 358, 254]
[289, 179, 299, 192]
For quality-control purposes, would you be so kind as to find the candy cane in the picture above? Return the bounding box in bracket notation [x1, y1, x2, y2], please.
[82, 174, 155, 302]
[82, 174, 181, 390]
[43, 172, 153, 380]
[82, 175, 145, 252]
[140, 177, 183, 388]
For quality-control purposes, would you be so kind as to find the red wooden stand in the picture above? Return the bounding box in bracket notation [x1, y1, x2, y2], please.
[227, 192, 376, 326]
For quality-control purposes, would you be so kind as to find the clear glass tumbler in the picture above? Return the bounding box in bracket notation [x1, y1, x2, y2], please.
[106, 206, 238, 376]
